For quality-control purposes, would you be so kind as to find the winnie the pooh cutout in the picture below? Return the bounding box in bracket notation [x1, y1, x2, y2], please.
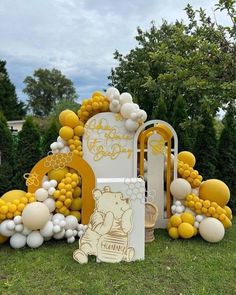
[73, 186, 135, 264]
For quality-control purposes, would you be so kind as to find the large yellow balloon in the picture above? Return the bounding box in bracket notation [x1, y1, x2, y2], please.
[48, 167, 69, 182]
[178, 223, 194, 239]
[178, 151, 196, 167]
[199, 179, 230, 207]
[59, 126, 74, 140]
[1, 190, 26, 202]
[64, 112, 79, 128]
[59, 110, 74, 126]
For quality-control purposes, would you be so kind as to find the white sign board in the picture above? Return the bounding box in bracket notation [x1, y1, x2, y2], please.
[83, 113, 135, 178]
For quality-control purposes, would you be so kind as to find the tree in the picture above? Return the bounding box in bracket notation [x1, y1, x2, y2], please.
[0, 112, 14, 194]
[152, 94, 168, 121]
[172, 95, 191, 151]
[216, 104, 236, 212]
[42, 119, 59, 156]
[14, 117, 41, 190]
[0, 60, 26, 120]
[194, 109, 218, 179]
[109, 2, 236, 120]
[23, 68, 78, 117]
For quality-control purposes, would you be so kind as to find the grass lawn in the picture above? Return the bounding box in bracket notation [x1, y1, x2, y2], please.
[0, 220, 235, 295]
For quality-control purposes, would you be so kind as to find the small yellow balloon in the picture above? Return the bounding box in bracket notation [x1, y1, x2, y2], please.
[70, 198, 82, 211]
[70, 210, 81, 221]
[170, 215, 182, 227]
[74, 125, 84, 137]
[168, 227, 179, 239]
[64, 112, 80, 128]
[181, 212, 195, 225]
[178, 151, 196, 167]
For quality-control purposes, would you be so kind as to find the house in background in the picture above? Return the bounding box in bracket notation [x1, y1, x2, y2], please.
[7, 120, 25, 134]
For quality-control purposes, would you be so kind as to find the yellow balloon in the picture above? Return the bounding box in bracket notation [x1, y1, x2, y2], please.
[64, 112, 80, 128]
[59, 126, 74, 141]
[181, 212, 195, 225]
[178, 223, 194, 239]
[199, 179, 230, 207]
[1, 190, 26, 202]
[0, 234, 8, 244]
[168, 227, 179, 239]
[70, 211, 81, 221]
[59, 110, 74, 126]
[178, 151, 196, 167]
[74, 125, 84, 137]
[170, 215, 182, 227]
[48, 167, 69, 183]
[221, 216, 232, 229]
[70, 198, 82, 211]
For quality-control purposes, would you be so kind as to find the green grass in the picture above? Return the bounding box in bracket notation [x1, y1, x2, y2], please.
[0, 221, 235, 295]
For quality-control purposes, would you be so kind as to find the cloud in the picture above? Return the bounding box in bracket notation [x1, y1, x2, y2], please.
[0, 0, 231, 103]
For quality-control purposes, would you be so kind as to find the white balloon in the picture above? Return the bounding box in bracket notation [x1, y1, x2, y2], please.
[49, 180, 57, 188]
[40, 221, 54, 238]
[73, 230, 77, 236]
[78, 230, 84, 237]
[83, 225, 88, 230]
[43, 198, 55, 213]
[65, 215, 78, 230]
[61, 146, 70, 153]
[192, 188, 199, 196]
[196, 215, 204, 223]
[15, 224, 24, 233]
[52, 213, 65, 222]
[171, 205, 176, 212]
[10, 233, 26, 249]
[50, 142, 58, 150]
[22, 226, 32, 236]
[111, 99, 120, 107]
[27, 231, 44, 248]
[35, 188, 48, 202]
[170, 178, 192, 200]
[7, 220, 15, 230]
[22, 202, 50, 230]
[137, 110, 147, 121]
[133, 103, 140, 111]
[125, 119, 139, 132]
[130, 112, 138, 121]
[194, 221, 200, 228]
[176, 206, 183, 214]
[13, 216, 22, 225]
[175, 201, 182, 206]
[106, 87, 120, 101]
[48, 187, 56, 196]
[53, 229, 65, 240]
[57, 136, 66, 145]
[53, 149, 60, 154]
[120, 92, 133, 105]
[42, 181, 51, 190]
[67, 236, 75, 244]
[199, 218, 225, 243]
[109, 103, 121, 113]
[77, 224, 84, 231]
[59, 220, 66, 228]
[120, 103, 137, 119]
[57, 142, 64, 150]
[0, 220, 15, 237]
[65, 229, 73, 238]
[53, 225, 61, 233]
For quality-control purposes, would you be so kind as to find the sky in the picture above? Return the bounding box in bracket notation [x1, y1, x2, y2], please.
[0, 0, 231, 103]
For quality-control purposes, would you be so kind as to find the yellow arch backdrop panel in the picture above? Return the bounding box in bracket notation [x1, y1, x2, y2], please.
[26, 153, 95, 224]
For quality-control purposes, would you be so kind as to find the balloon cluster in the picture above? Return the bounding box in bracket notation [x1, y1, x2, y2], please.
[58, 110, 84, 156]
[50, 136, 70, 154]
[185, 193, 232, 228]
[0, 192, 35, 221]
[77, 91, 110, 123]
[53, 171, 82, 220]
[169, 151, 233, 243]
[167, 212, 198, 239]
[105, 87, 147, 132]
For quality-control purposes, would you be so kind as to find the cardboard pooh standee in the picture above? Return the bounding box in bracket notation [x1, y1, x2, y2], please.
[73, 186, 134, 264]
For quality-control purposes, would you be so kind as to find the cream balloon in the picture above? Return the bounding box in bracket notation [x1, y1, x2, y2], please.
[22, 202, 50, 230]
[170, 178, 192, 200]
[199, 217, 225, 243]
